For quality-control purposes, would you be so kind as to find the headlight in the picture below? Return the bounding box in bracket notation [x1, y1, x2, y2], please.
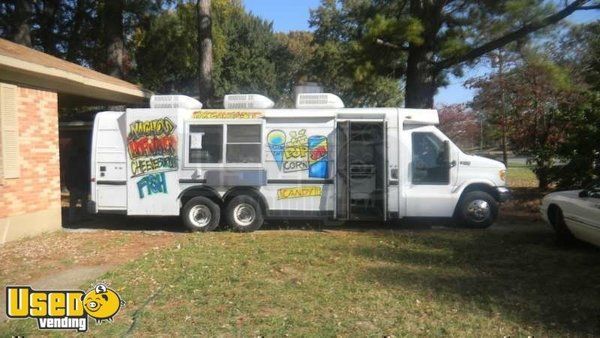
[499, 169, 506, 182]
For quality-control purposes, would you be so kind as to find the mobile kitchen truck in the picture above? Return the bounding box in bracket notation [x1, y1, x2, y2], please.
[89, 93, 510, 232]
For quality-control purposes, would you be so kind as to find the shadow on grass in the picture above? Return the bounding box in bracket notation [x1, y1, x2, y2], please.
[353, 228, 600, 335]
[62, 207, 187, 232]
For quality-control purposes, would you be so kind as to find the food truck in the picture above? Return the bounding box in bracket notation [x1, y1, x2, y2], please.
[89, 94, 510, 232]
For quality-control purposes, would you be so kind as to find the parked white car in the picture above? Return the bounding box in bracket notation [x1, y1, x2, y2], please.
[540, 181, 600, 246]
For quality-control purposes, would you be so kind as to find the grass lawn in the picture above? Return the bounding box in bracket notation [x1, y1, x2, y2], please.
[507, 164, 539, 188]
[2, 225, 599, 336]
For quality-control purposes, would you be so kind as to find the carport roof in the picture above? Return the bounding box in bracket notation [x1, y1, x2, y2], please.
[0, 38, 151, 106]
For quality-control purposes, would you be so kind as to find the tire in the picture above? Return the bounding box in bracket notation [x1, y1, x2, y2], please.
[225, 195, 264, 232]
[181, 196, 220, 232]
[549, 207, 575, 245]
[456, 191, 498, 228]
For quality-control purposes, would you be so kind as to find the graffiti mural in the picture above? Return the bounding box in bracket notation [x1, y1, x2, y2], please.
[137, 172, 168, 198]
[127, 117, 178, 177]
[277, 186, 323, 200]
[267, 129, 328, 178]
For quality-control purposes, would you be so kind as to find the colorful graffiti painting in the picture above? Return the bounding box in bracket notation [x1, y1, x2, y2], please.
[137, 172, 168, 198]
[267, 129, 328, 178]
[127, 117, 178, 177]
[277, 186, 323, 200]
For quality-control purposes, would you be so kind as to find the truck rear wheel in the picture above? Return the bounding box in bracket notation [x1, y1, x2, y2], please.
[225, 195, 264, 232]
[456, 191, 498, 228]
[182, 196, 220, 232]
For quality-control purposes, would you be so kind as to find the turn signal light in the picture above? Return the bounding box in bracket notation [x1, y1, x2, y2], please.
[499, 169, 506, 182]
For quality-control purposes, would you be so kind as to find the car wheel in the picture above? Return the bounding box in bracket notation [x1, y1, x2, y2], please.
[182, 196, 220, 232]
[225, 196, 264, 232]
[549, 206, 575, 245]
[456, 191, 498, 228]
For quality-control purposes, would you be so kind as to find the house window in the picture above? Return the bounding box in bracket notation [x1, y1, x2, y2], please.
[0, 83, 19, 180]
[189, 125, 223, 164]
[226, 125, 261, 163]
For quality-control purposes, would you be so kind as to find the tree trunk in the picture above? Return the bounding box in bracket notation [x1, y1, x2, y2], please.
[66, 0, 86, 62]
[103, 0, 125, 78]
[38, 0, 59, 55]
[404, 47, 437, 108]
[197, 0, 213, 105]
[13, 0, 33, 47]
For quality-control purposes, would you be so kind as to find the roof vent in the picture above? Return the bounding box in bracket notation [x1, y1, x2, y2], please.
[150, 95, 203, 109]
[224, 94, 275, 109]
[295, 93, 344, 109]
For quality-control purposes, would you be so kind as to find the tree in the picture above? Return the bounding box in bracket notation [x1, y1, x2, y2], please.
[471, 56, 582, 189]
[438, 104, 480, 150]
[310, 0, 599, 108]
[197, 0, 213, 104]
[549, 22, 600, 188]
[102, 0, 125, 78]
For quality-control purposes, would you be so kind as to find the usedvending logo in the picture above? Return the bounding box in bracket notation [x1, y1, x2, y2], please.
[5, 283, 123, 332]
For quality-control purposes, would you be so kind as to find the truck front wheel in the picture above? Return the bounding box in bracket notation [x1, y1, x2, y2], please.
[456, 191, 498, 228]
[225, 195, 264, 232]
[182, 196, 221, 232]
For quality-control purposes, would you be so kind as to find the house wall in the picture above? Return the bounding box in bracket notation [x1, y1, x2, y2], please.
[0, 84, 62, 244]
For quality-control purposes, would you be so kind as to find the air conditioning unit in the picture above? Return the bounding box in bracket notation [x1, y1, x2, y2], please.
[295, 93, 344, 109]
[150, 95, 203, 109]
[224, 94, 275, 109]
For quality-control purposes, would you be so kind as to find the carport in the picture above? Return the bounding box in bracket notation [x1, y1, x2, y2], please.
[0, 38, 150, 244]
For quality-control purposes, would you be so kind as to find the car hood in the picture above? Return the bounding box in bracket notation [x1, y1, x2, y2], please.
[545, 190, 583, 200]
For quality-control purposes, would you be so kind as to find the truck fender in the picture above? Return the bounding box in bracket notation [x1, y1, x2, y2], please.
[177, 186, 223, 209]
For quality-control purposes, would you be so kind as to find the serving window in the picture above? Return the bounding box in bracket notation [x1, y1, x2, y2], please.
[185, 122, 263, 167]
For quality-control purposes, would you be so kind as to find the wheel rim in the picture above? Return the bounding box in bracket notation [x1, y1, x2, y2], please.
[189, 205, 211, 228]
[466, 199, 491, 222]
[233, 203, 256, 227]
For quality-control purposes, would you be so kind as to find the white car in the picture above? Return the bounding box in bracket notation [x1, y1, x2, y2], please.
[540, 181, 600, 246]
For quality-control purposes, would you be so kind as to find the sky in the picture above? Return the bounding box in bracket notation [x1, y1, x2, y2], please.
[243, 0, 599, 106]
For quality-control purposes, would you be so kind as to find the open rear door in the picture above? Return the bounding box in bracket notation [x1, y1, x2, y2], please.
[335, 121, 350, 220]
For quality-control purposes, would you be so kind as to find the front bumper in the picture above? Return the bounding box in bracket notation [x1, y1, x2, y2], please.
[496, 187, 512, 202]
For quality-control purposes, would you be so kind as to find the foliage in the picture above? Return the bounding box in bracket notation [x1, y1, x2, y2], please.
[470, 22, 599, 189]
[549, 22, 600, 188]
[438, 104, 480, 150]
[309, 0, 595, 108]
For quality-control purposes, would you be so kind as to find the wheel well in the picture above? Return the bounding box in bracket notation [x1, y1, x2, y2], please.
[460, 183, 500, 202]
[547, 204, 560, 226]
[453, 183, 499, 217]
[223, 187, 268, 215]
[178, 186, 223, 209]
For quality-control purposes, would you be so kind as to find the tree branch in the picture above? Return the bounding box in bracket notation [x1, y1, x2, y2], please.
[577, 4, 600, 9]
[434, 0, 591, 71]
[376, 38, 409, 51]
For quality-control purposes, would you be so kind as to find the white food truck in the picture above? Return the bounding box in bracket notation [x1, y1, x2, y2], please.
[89, 94, 510, 232]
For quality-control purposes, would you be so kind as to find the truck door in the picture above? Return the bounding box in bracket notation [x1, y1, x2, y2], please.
[335, 121, 350, 220]
[404, 126, 458, 217]
[92, 112, 127, 212]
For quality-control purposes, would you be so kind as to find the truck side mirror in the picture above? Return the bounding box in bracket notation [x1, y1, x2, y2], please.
[443, 140, 454, 167]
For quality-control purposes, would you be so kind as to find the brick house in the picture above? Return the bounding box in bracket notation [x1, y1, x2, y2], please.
[0, 38, 149, 244]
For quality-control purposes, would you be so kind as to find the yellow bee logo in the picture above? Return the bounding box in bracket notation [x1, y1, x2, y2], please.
[83, 284, 123, 323]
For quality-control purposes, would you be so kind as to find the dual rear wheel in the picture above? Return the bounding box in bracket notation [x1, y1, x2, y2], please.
[182, 195, 263, 232]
